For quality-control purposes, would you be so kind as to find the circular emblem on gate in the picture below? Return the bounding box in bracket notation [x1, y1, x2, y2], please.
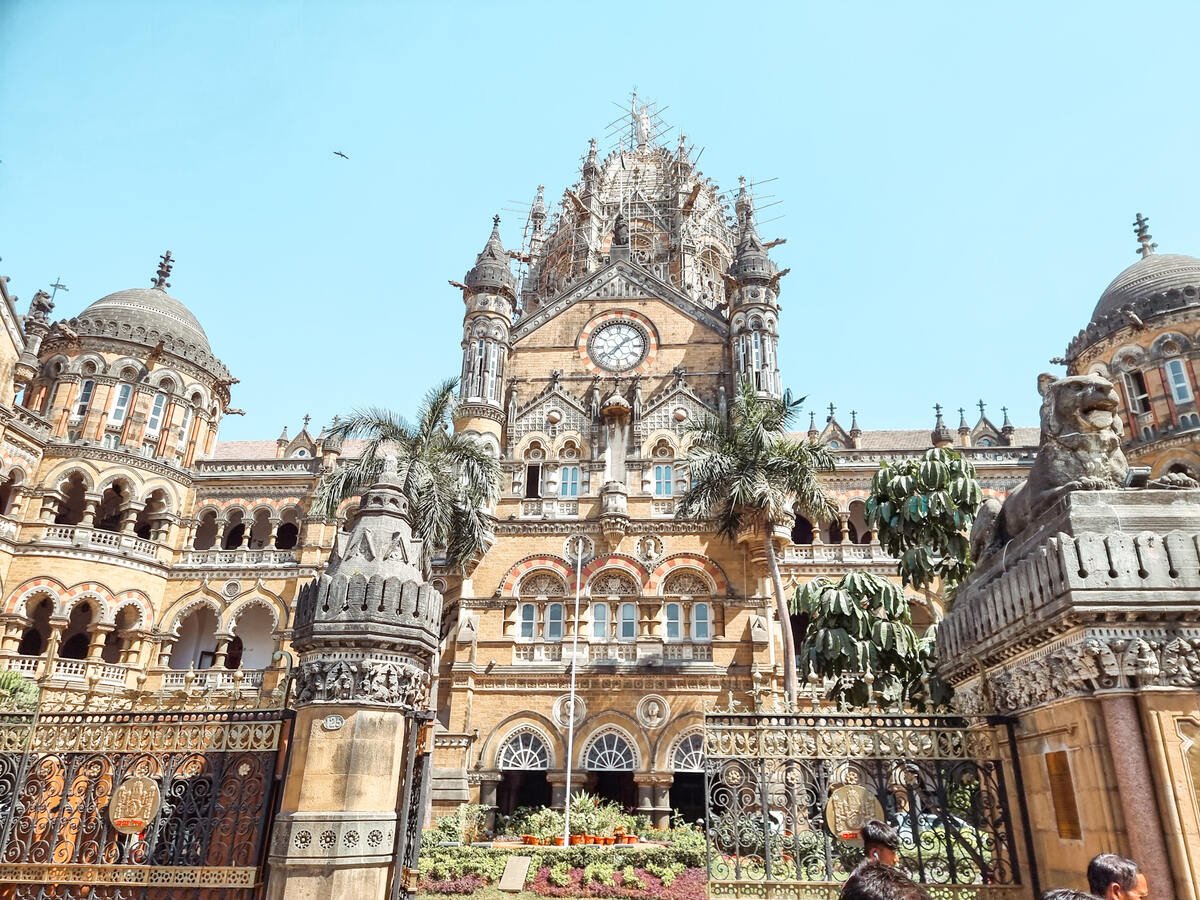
[109, 775, 162, 835]
[824, 784, 884, 841]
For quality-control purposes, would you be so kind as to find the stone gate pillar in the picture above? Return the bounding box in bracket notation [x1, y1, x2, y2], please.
[943, 490, 1200, 900]
[267, 458, 442, 900]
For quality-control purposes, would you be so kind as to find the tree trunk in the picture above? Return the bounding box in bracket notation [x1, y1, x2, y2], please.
[765, 523, 798, 701]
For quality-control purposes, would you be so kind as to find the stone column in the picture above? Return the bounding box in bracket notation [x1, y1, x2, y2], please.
[86, 624, 114, 660]
[1099, 694, 1175, 900]
[266, 517, 281, 550]
[546, 772, 588, 809]
[121, 503, 143, 535]
[211, 634, 233, 669]
[41, 619, 66, 678]
[268, 458, 442, 900]
[80, 497, 99, 527]
[634, 774, 673, 829]
[477, 773, 502, 832]
[1, 621, 25, 653]
[157, 635, 177, 668]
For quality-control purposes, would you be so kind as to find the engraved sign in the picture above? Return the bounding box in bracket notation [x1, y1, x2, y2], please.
[824, 784, 883, 841]
[322, 714, 346, 731]
[109, 776, 161, 835]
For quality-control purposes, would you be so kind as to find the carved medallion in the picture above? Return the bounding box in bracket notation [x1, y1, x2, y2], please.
[824, 784, 883, 841]
[109, 775, 162, 835]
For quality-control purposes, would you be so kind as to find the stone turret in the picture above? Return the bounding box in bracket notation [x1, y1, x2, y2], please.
[728, 177, 783, 398]
[270, 457, 443, 900]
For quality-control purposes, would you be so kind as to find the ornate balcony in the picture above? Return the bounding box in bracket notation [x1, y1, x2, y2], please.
[38, 524, 159, 561]
[780, 543, 896, 564]
[178, 548, 299, 567]
[1, 653, 132, 688]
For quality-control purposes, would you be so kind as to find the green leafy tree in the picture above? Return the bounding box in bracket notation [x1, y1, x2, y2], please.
[866, 447, 983, 619]
[0, 671, 38, 710]
[795, 572, 923, 708]
[313, 378, 501, 571]
[677, 380, 836, 700]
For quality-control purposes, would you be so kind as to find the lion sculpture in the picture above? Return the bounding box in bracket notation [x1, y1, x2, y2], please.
[970, 372, 1128, 564]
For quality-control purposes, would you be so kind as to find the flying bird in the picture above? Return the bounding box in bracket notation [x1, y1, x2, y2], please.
[333, 151, 349, 160]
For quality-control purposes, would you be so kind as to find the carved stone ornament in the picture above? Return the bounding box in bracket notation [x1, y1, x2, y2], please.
[294, 655, 431, 710]
[553, 694, 586, 727]
[954, 630, 1200, 716]
[636, 534, 664, 564]
[637, 694, 669, 729]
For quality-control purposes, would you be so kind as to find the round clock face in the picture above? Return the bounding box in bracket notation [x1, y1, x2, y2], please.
[589, 322, 647, 371]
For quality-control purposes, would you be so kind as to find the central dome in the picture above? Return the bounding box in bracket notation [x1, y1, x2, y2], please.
[78, 286, 212, 354]
[1092, 252, 1200, 322]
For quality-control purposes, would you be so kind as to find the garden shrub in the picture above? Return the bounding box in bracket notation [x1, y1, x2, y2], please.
[582, 862, 615, 886]
[547, 862, 572, 887]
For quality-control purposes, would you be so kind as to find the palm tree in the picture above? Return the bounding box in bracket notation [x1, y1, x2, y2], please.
[312, 378, 501, 571]
[676, 380, 837, 700]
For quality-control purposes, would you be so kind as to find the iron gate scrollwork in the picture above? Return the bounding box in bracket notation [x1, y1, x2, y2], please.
[704, 711, 1025, 900]
[0, 704, 291, 900]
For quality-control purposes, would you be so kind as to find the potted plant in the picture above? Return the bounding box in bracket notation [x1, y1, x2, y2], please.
[569, 792, 598, 845]
[527, 807, 564, 847]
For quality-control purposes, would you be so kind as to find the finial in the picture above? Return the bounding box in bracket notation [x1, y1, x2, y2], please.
[808, 411, 817, 434]
[1001, 405, 1013, 429]
[492, 214, 501, 230]
[849, 410, 860, 432]
[826, 402, 836, 422]
[977, 399, 986, 418]
[1133, 213, 1157, 258]
[152, 250, 174, 289]
[302, 413, 311, 429]
[933, 403, 943, 419]
[49, 277, 68, 302]
[958, 407, 969, 429]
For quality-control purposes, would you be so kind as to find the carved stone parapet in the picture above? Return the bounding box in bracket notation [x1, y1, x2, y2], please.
[294, 651, 430, 710]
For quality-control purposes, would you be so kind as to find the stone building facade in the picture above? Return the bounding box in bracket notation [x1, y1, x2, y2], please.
[1, 110, 1193, 848]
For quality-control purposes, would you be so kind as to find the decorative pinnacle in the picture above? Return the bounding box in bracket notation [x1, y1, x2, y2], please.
[302, 413, 311, 429]
[977, 399, 986, 418]
[808, 411, 817, 433]
[152, 251, 174, 289]
[933, 403, 944, 421]
[827, 402, 836, 422]
[849, 410, 860, 432]
[492, 214, 501, 229]
[958, 407, 969, 429]
[1001, 406, 1013, 429]
[1133, 213, 1157, 258]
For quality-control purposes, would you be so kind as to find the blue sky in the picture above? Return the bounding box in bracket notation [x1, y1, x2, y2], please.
[3, 1, 1200, 441]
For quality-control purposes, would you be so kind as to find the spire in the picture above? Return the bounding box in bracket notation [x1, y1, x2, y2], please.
[302, 413, 312, 432]
[826, 402, 836, 423]
[730, 178, 774, 286]
[277, 425, 289, 442]
[808, 411, 818, 439]
[958, 407, 969, 432]
[1133, 213, 1157, 258]
[583, 137, 599, 179]
[977, 399, 986, 420]
[151, 250, 174, 290]
[531, 184, 546, 231]
[464, 215, 516, 298]
[849, 410, 861, 436]
[930, 403, 953, 447]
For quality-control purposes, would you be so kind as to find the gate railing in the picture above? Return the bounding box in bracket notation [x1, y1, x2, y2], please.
[0, 667, 293, 899]
[704, 710, 1025, 900]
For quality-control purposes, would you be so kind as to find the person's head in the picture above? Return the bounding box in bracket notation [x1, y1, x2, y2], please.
[1087, 854, 1148, 900]
[840, 861, 930, 900]
[860, 820, 901, 867]
[1042, 890, 1097, 900]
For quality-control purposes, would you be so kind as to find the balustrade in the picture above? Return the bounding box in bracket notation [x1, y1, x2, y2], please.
[780, 543, 895, 564]
[179, 548, 299, 567]
[38, 524, 159, 561]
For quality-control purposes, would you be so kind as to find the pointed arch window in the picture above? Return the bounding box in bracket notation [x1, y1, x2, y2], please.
[73, 380, 95, 418]
[146, 392, 167, 434]
[583, 731, 636, 771]
[110, 383, 133, 425]
[498, 729, 550, 770]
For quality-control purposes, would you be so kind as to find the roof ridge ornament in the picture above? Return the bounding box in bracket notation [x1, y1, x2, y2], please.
[151, 250, 173, 290]
[1133, 213, 1157, 258]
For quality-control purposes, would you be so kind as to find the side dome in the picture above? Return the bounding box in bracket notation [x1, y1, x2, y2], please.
[79, 287, 212, 353]
[1091, 253, 1200, 323]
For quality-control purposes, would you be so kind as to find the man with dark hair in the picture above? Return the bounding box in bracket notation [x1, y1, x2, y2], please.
[860, 819, 901, 867]
[1087, 854, 1149, 900]
[839, 860, 930, 900]
[1042, 890, 1097, 900]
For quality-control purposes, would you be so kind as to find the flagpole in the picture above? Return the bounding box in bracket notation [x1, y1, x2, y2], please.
[562, 537, 584, 846]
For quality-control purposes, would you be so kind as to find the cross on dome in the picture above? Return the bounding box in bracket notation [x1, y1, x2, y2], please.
[152, 250, 174, 289]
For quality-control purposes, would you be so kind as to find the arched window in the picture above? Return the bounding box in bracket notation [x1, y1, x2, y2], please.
[665, 602, 681, 640]
[498, 729, 550, 770]
[584, 731, 636, 771]
[177, 404, 193, 450]
[692, 602, 711, 641]
[1125, 371, 1150, 414]
[618, 602, 637, 641]
[146, 392, 167, 433]
[110, 383, 132, 425]
[560, 465, 580, 498]
[518, 603, 536, 640]
[791, 515, 814, 545]
[73, 380, 95, 418]
[545, 603, 564, 641]
[591, 603, 609, 639]
[672, 733, 704, 772]
[653, 464, 674, 497]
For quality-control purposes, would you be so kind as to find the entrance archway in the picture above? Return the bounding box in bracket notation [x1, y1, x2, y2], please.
[495, 728, 551, 816]
[583, 729, 637, 811]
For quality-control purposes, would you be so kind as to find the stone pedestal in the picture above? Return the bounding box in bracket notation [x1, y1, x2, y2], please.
[943, 490, 1200, 900]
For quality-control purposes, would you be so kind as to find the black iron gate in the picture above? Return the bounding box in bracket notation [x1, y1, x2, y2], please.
[704, 709, 1027, 900]
[0, 696, 291, 900]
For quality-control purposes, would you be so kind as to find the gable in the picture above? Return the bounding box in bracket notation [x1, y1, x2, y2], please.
[511, 259, 728, 342]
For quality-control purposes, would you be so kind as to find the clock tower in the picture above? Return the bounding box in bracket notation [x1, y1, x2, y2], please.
[440, 102, 787, 824]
